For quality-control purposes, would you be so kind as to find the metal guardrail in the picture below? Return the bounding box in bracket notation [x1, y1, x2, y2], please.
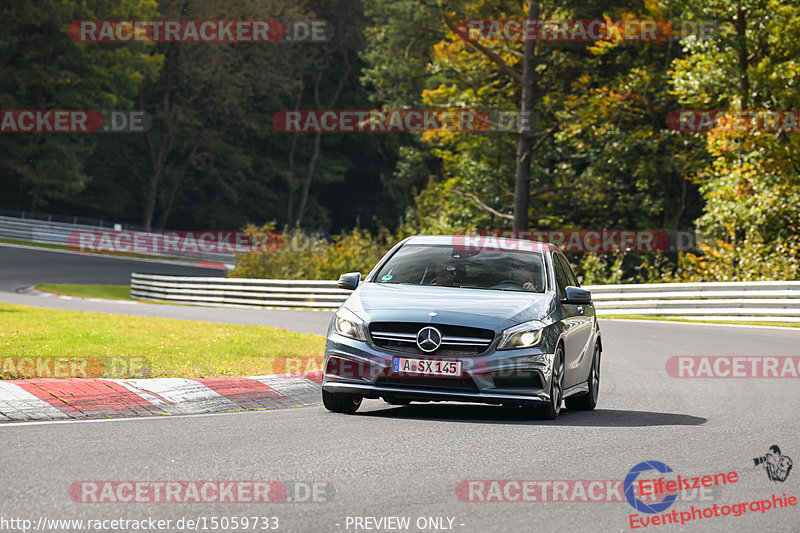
[131, 273, 353, 309]
[0, 215, 117, 247]
[130, 274, 800, 320]
[0, 215, 235, 264]
[588, 281, 800, 322]
[0, 208, 141, 228]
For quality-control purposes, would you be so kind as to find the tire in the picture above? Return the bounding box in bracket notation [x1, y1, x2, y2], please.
[322, 389, 362, 414]
[532, 346, 565, 420]
[565, 344, 600, 411]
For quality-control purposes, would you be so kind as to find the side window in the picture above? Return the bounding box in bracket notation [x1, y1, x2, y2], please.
[552, 254, 568, 300]
[557, 253, 579, 287]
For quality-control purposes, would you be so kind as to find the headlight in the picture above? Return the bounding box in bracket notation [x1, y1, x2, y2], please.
[332, 307, 367, 341]
[497, 320, 545, 350]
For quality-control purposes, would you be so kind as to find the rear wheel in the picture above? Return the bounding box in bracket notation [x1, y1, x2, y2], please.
[322, 389, 362, 414]
[565, 344, 600, 411]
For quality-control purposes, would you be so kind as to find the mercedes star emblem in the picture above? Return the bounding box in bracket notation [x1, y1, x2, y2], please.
[416, 326, 443, 352]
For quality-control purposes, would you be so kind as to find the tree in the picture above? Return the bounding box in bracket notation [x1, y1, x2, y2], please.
[0, 0, 161, 210]
[137, 0, 306, 230]
[669, 0, 800, 280]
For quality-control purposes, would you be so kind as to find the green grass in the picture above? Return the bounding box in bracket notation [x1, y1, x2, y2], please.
[600, 314, 800, 328]
[0, 302, 325, 378]
[36, 283, 132, 301]
[0, 238, 68, 252]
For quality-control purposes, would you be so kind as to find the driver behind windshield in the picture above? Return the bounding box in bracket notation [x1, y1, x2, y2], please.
[433, 257, 457, 286]
[510, 262, 540, 292]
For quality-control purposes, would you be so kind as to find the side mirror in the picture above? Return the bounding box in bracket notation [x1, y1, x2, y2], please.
[563, 286, 592, 305]
[338, 272, 361, 290]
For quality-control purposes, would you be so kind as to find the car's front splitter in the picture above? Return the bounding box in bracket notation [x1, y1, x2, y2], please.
[322, 379, 551, 406]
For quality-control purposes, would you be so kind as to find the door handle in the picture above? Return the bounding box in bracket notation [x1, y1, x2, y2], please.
[577, 305, 584, 314]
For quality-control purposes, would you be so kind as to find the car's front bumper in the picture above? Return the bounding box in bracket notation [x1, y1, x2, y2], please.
[322, 332, 556, 406]
[323, 381, 551, 405]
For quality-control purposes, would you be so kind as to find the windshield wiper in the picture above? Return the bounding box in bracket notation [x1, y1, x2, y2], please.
[454, 285, 508, 291]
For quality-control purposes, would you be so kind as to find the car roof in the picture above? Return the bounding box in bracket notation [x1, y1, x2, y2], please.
[403, 234, 556, 253]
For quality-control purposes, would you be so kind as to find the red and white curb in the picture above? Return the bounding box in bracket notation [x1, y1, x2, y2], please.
[0, 371, 322, 422]
[196, 261, 235, 270]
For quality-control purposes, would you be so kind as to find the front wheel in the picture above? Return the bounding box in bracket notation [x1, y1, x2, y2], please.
[322, 389, 362, 414]
[530, 346, 564, 420]
[565, 344, 600, 411]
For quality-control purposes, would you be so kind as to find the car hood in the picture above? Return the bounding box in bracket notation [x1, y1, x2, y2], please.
[344, 283, 554, 332]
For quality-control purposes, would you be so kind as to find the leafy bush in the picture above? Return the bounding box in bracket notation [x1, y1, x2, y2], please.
[671, 232, 800, 282]
[231, 223, 799, 284]
[231, 224, 406, 280]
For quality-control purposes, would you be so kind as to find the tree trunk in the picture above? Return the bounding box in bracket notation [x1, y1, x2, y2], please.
[294, 53, 351, 228]
[142, 130, 171, 231]
[141, 50, 175, 231]
[732, 6, 750, 267]
[286, 94, 302, 225]
[735, 7, 750, 110]
[142, 174, 159, 230]
[513, 0, 539, 231]
[156, 131, 203, 229]
[294, 130, 322, 228]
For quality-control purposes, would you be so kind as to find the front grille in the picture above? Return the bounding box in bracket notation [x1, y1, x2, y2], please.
[369, 322, 494, 355]
[375, 377, 480, 392]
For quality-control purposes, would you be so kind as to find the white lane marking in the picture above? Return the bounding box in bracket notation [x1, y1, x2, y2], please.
[602, 318, 800, 332]
[0, 382, 71, 420]
[22, 285, 143, 305]
[0, 403, 322, 427]
[110, 378, 240, 414]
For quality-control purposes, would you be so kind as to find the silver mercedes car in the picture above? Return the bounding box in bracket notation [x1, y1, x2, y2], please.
[321, 235, 601, 419]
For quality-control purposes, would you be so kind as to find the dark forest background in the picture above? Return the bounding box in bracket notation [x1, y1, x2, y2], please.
[2, 0, 798, 282]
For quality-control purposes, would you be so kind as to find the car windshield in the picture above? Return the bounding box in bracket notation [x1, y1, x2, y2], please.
[373, 244, 546, 293]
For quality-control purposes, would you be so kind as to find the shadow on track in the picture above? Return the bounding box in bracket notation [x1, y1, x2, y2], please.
[359, 404, 706, 427]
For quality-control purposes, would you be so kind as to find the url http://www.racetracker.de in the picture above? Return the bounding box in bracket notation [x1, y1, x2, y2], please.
[0, 515, 280, 532]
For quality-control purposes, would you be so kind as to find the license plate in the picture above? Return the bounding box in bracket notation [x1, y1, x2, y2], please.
[392, 357, 462, 377]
